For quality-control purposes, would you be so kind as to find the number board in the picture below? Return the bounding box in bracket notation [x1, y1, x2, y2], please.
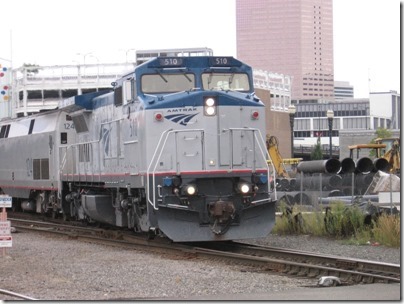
[0, 195, 12, 208]
[158, 58, 184, 67]
[209, 57, 233, 67]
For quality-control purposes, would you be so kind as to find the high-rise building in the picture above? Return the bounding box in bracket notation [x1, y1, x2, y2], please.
[334, 81, 354, 100]
[236, 0, 334, 103]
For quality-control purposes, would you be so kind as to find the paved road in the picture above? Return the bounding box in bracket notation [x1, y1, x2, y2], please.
[156, 283, 401, 301]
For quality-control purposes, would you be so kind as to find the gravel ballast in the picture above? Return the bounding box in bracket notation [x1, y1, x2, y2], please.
[0, 230, 400, 300]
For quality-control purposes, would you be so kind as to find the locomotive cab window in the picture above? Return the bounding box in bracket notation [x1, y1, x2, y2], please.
[141, 73, 195, 94]
[202, 73, 250, 92]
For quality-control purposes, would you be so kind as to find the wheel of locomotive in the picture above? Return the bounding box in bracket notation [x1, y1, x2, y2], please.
[147, 227, 157, 240]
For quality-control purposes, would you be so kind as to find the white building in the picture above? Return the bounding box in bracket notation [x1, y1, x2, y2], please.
[370, 91, 401, 129]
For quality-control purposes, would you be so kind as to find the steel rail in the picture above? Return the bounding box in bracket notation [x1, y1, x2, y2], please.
[186, 241, 400, 284]
[0, 288, 38, 300]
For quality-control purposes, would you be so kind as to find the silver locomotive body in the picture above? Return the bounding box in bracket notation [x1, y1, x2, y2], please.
[1, 57, 277, 241]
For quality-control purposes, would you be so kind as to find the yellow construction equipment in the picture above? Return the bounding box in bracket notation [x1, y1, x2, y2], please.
[266, 135, 302, 178]
[349, 137, 400, 174]
[375, 137, 400, 174]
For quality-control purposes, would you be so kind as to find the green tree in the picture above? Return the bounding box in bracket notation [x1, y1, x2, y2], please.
[373, 128, 392, 140]
[368, 128, 392, 157]
[311, 137, 323, 160]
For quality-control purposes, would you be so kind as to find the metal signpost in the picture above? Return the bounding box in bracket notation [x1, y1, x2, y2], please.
[0, 195, 12, 256]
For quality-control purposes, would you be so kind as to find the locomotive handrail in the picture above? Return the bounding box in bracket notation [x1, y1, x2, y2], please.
[146, 128, 205, 210]
[224, 127, 277, 202]
[146, 128, 173, 209]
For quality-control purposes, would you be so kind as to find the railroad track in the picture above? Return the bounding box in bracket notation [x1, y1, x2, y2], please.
[185, 241, 400, 285]
[10, 217, 400, 286]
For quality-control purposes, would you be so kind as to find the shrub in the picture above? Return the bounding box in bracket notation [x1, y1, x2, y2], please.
[372, 214, 400, 248]
[272, 202, 400, 248]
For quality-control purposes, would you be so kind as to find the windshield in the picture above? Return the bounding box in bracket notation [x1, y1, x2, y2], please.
[141, 73, 195, 94]
[202, 73, 250, 91]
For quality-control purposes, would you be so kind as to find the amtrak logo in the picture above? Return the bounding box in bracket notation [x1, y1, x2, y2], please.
[165, 113, 199, 126]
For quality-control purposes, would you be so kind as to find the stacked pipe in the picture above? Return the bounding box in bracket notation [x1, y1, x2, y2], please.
[297, 159, 341, 174]
[276, 156, 392, 207]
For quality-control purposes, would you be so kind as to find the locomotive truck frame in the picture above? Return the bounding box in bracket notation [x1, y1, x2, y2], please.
[0, 56, 277, 242]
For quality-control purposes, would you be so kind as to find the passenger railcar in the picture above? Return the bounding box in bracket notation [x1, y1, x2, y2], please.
[0, 56, 277, 241]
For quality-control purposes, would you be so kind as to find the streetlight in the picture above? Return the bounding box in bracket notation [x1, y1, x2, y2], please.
[326, 109, 334, 159]
[288, 104, 296, 158]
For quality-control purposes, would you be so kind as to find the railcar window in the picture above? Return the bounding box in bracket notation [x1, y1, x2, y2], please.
[61, 132, 67, 144]
[0, 124, 10, 138]
[0, 125, 6, 138]
[202, 73, 250, 91]
[28, 119, 35, 135]
[141, 73, 195, 94]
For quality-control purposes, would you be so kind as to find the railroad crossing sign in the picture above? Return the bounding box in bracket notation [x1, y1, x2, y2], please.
[0, 195, 12, 252]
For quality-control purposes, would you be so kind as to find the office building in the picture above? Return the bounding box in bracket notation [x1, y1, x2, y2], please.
[334, 81, 354, 100]
[236, 0, 334, 103]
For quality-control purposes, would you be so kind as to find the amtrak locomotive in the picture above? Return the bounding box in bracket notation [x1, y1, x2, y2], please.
[0, 56, 277, 242]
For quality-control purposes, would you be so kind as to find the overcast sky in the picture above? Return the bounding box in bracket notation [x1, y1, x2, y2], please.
[0, 0, 400, 98]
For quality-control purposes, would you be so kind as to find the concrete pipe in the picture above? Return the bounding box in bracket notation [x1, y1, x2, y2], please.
[297, 159, 341, 174]
[276, 194, 295, 208]
[328, 189, 342, 197]
[342, 187, 353, 196]
[373, 158, 391, 173]
[295, 177, 313, 190]
[339, 158, 356, 174]
[341, 173, 355, 186]
[293, 192, 311, 205]
[289, 178, 297, 191]
[310, 174, 343, 190]
[355, 173, 374, 188]
[355, 157, 374, 174]
[279, 178, 290, 191]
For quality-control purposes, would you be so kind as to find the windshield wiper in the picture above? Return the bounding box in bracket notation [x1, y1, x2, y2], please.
[155, 69, 168, 83]
[229, 73, 235, 86]
[207, 72, 213, 89]
[181, 71, 192, 83]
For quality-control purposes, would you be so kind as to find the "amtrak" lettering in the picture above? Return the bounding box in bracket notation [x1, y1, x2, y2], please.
[167, 107, 197, 113]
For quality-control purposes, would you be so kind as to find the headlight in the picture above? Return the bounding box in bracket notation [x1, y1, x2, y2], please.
[184, 184, 197, 196]
[237, 182, 250, 194]
[204, 97, 216, 116]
